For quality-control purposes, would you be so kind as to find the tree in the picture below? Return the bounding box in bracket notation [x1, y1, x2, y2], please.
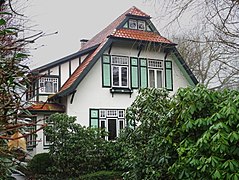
[173, 32, 239, 89]
[145, 0, 239, 89]
[0, 0, 43, 177]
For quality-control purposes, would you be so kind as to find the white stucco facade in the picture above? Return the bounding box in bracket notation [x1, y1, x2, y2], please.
[66, 43, 192, 126]
[27, 6, 198, 154]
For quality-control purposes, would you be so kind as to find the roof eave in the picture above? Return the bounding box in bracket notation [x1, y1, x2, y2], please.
[108, 36, 177, 46]
[33, 44, 100, 73]
[50, 39, 113, 99]
[171, 47, 198, 85]
[125, 14, 151, 19]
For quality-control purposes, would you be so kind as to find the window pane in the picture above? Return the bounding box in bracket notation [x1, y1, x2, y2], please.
[100, 121, 106, 139]
[53, 83, 58, 93]
[129, 19, 137, 29]
[138, 20, 145, 30]
[121, 67, 128, 86]
[157, 70, 162, 88]
[101, 121, 106, 128]
[118, 110, 124, 118]
[45, 82, 53, 92]
[149, 70, 155, 87]
[119, 120, 124, 130]
[113, 66, 119, 86]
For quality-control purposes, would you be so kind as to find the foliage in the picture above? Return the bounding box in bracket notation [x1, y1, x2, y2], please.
[115, 88, 175, 179]
[0, 1, 43, 177]
[28, 153, 52, 175]
[169, 86, 239, 179]
[79, 170, 122, 180]
[28, 87, 239, 179]
[45, 113, 113, 178]
[116, 86, 239, 179]
[0, 2, 29, 178]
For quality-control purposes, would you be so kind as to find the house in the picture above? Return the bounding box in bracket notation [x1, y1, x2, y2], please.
[26, 6, 198, 155]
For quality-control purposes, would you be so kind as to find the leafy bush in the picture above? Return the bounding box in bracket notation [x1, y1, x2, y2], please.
[28, 153, 52, 175]
[45, 113, 113, 178]
[80, 170, 122, 180]
[169, 86, 239, 179]
[116, 88, 174, 179]
[116, 86, 239, 179]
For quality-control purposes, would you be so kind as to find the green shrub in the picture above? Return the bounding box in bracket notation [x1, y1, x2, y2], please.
[45, 113, 113, 178]
[116, 86, 239, 179]
[28, 153, 52, 175]
[80, 170, 122, 180]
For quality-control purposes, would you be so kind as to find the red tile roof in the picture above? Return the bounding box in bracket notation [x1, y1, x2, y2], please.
[53, 6, 174, 97]
[127, 6, 150, 17]
[28, 102, 65, 112]
[111, 29, 174, 44]
[59, 40, 107, 93]
[80, 6, 151, 51]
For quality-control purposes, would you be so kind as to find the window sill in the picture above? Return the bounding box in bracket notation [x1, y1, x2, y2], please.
[110, 88, 133, 97]
[43, 145, 50, 149]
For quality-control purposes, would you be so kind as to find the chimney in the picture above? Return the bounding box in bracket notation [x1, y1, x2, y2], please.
[80, 39, 88, 48]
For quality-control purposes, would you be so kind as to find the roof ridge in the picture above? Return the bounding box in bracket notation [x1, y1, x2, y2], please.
[80, 6, 150, 51]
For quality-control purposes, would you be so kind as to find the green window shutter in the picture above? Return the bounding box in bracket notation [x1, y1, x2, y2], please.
[90, 109, 99, 128]
[140, 58, 148, 88]
[102, 55, 111, 87]
[165, 61, 173, 91]
[130, 57, 139, 89]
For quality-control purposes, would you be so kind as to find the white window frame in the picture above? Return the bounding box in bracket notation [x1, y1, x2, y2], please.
[25, 119, 36, 149]
[98, 109, 125, 140]
[117, 119, 125, 137]
[118, 110, 124, 118]
[43, 115, 51, 147]
[100, 119, 107, 140]
[148, 69, 164, 88]
[147, 59, 164, 88]
[148, 59, 163, 68]
[112, 65, 129, 88]
[129, 19, 137, 29]
[138, 20, 146, 31]
[111, 56, 129, 88]
[107, 110, 118, 117]
[39, 77, 58, 94]
[100, 110, 106, 118]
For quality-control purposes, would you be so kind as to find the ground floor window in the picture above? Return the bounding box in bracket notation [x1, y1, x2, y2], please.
[25, 118, 36, 150]
[43, 115, 51, 147]
[90, 109, 125, 140]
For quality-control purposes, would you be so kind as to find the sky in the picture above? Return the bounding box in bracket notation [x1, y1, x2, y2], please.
[23, 0, 193, 69]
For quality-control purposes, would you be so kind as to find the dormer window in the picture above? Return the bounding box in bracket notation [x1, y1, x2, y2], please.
[138, 20, 146, 30]
[129, 19, 137, 29]
[125, 19, 150, 31]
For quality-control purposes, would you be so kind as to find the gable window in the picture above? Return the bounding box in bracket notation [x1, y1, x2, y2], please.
[129, 19, 137, 29]
[90, 109, 125, 140]
[126, 19, 149, 31]
[138, 20, 146, 30]
[39, 77, 58, 94]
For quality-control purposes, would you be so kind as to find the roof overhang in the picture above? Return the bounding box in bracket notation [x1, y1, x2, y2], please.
[32, 44, 100, 73]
